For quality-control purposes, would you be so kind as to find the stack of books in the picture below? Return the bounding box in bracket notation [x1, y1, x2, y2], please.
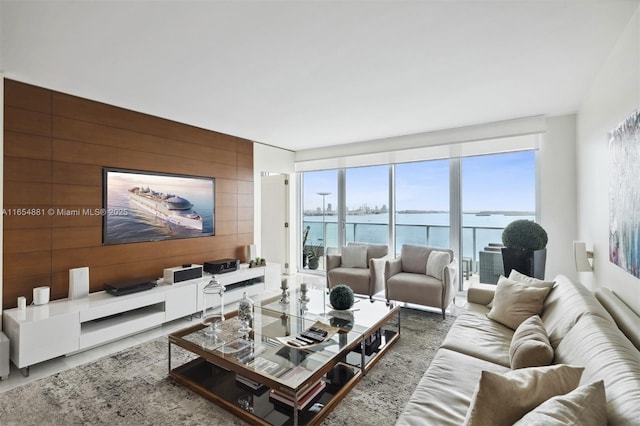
[269, 379, 326, 410]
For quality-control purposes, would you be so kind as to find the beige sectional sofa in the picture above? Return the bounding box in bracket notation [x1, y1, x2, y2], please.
[397, 274, 640, 425]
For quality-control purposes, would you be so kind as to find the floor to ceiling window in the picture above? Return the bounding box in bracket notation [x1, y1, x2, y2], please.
[299, 148, 537, 288]
[461, 151, 536, 286]
[395, 160, 450, 255]
[301, 170, 338, 271]
[345, 165, 389, 246]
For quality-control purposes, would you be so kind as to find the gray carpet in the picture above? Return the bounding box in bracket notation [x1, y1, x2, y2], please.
[0, 308, 454, 425]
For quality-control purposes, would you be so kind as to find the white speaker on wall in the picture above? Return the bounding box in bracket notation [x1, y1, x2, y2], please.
[69, 266, 90, 300]
[247, 244, 257, 262]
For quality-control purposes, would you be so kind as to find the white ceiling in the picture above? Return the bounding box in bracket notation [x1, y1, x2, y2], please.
[1, 1, 638, 151]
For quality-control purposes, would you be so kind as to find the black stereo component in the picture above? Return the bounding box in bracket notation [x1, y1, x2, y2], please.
[204, 258, 240, 274]
[104, 279, 157, 296]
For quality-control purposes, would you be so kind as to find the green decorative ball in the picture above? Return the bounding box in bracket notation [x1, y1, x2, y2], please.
[329, 285, 355, 310]
[502, 220, 548, 251]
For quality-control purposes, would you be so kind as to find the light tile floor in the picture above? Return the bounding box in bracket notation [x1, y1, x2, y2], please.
[0, 272, 466, 394]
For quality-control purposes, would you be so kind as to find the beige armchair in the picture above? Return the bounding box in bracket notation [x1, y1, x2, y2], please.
[326, 243, 389, 299]
[385, 244, 458, 319]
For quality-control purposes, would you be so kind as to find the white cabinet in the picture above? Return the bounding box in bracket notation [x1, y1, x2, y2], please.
[2, 264, 266, 372]
[4, 303, 80, 369]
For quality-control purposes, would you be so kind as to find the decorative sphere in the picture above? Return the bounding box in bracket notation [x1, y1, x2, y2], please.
[329, 285, 355, 310]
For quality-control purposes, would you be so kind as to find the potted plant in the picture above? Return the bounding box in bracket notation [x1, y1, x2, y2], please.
[501, 219, 548, 279]
[307, 244, 323, 270]
[302, 226, 311, 268]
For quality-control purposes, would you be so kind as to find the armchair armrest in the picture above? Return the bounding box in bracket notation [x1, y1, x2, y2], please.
[369, 255, 390, 296]
[385, 258, 402, 280]
[442, 258, 458, 307]
[467, 283, 497, 306]
[326, 254, 342, 289]
[326, 254, 342, 272]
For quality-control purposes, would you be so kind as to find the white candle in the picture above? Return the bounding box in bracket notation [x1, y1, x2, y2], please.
[281, 279, 288, 290]
[300, 283, 307, 292]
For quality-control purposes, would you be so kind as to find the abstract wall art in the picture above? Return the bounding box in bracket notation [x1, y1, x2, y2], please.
[609, 109, 640, 278]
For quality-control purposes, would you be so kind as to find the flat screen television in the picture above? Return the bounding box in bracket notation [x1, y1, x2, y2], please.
[103, 167, 215, 245]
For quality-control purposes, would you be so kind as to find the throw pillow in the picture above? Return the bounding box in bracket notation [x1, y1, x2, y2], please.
[426, 251, 451, 280]
[487, 273, 555, 309]
[513, 380, 607, 426]
[509, 315, 554, 369]
[341, 245, 368, 268]
[463, 364, 584, 426]
[487, 277, 551, 330]
[509, 270, 556, 289]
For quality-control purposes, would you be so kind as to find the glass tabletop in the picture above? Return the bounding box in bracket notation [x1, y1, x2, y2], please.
[259, 287, 398, 334]
[180, 306, 364, 391]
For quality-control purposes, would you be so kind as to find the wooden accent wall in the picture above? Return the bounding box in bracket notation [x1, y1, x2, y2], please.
[3, 79, 254, 308]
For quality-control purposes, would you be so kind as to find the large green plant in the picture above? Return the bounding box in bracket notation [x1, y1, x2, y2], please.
[502, 220, 548, 251]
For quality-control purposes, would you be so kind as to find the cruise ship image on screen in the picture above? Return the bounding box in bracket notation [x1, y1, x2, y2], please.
[128, 186, 203, 231]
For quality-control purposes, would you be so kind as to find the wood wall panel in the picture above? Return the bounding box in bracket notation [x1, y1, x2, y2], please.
[4, 107, 51, 137]
[4, 131, 52, 160]
[4, 158, 52, 182]
[3, 79, 255, 308]
[5, 81, 51, 112]
[52, 93, 238, 152]
[3, 229, 51, 253]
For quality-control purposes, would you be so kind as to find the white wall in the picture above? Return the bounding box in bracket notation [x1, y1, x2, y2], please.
[577, 9, 640, 312]
[253, 143, 296, 274]
[540, 115, 578, 282]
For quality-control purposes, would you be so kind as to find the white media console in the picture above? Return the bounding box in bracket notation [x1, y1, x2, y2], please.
[2, 264, 266, 374]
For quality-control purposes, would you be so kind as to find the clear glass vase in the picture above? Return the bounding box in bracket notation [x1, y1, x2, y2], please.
[202, 277, 225, 341]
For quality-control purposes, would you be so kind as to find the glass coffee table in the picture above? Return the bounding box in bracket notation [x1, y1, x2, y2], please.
[168, 290, 400, 425]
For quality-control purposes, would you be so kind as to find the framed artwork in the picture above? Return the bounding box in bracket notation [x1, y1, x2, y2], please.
[608, 110, 639, 278]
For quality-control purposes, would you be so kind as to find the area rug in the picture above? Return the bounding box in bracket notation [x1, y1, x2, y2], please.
[0, 308, 454, 425]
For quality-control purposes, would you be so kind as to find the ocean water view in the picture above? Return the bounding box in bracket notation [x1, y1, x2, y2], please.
[303, 212, 535, 264]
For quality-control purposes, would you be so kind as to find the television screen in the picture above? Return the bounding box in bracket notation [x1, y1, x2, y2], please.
[103, 168, 215, 244]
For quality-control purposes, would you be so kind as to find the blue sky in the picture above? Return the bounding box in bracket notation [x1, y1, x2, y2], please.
[303, 151, 536, 212]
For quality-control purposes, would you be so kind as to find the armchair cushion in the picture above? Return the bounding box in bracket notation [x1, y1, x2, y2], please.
[401, 244, 430, 274]
[426, 251, 452, 280]
[341, 245, 368, 268]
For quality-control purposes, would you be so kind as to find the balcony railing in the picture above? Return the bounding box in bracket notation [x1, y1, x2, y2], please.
[302, 221, 505, 278]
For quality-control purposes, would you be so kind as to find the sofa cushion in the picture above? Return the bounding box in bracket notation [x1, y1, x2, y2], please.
[441, 312, 513, 367]
[386, 272, 444, 307]
[554, 314, 640, 425]
[397, 348, 510, 426]
[514, 380, 607, 426]
[463, 364, 584, 426]
[541, 275, 615, 347]
[510, 315, 554, 369]
[426, 250, 451, 280]
[487, 278, 551, 330]
[341, 244, 368, 268]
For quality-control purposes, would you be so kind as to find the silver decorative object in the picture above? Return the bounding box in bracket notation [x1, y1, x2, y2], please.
[238, 291, 254, 336]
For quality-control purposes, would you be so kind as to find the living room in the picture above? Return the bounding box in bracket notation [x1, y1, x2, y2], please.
[0, 1, 639, 425]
